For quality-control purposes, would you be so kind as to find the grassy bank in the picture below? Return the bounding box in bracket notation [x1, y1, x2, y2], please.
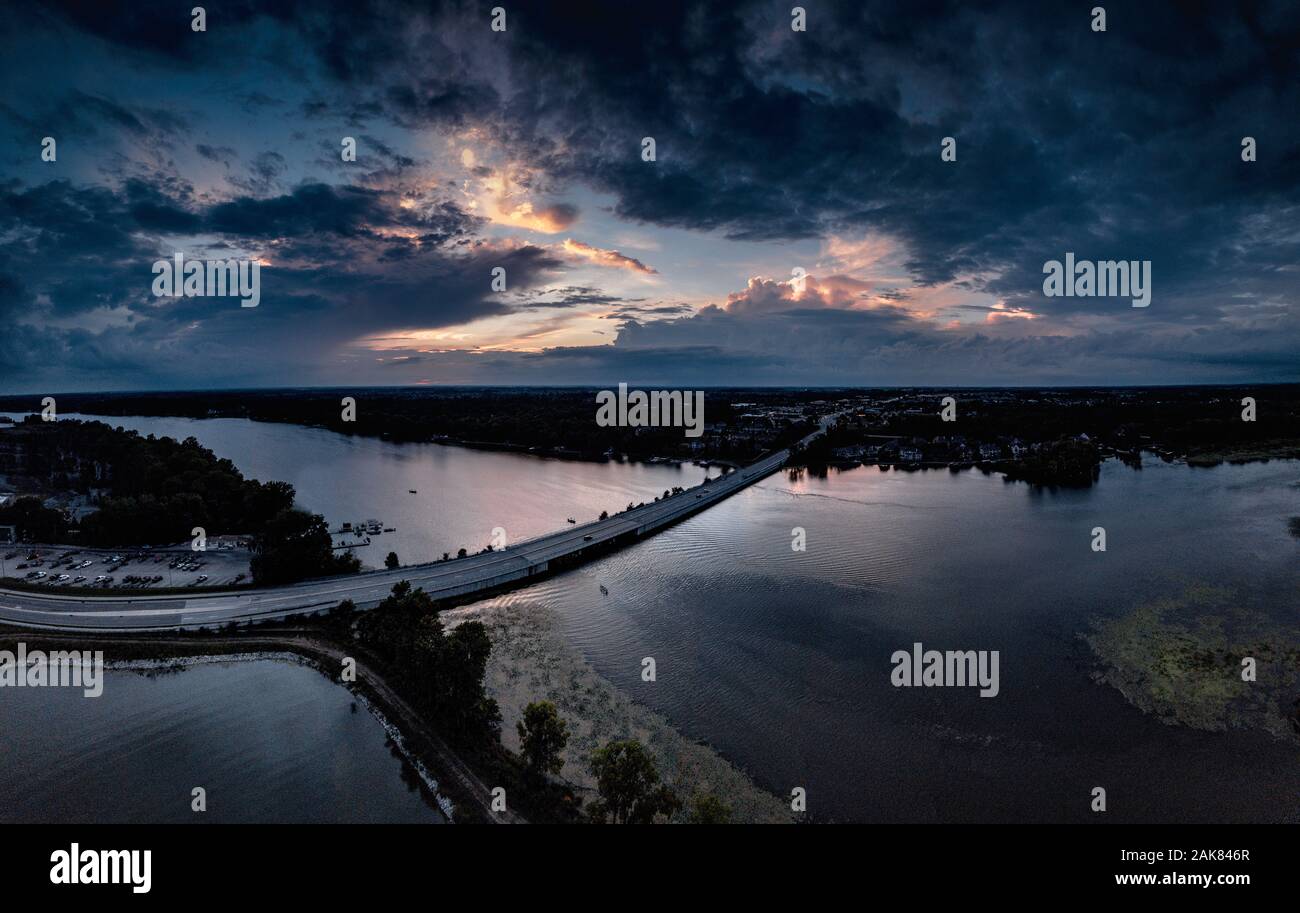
[447, 595, 794, 823]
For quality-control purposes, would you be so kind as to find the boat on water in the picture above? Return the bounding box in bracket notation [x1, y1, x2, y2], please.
[599, 584, 608, 595]
[408, 489, 417, 494]
[567, 517, 576, 524]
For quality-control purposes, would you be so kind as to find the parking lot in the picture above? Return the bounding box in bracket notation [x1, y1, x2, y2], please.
[1, 542, 253, 591]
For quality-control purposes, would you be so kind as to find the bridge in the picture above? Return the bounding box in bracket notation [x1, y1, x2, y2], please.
[0, 416, 837, 632]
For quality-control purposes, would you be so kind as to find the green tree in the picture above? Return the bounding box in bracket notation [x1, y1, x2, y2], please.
[588, 739, 680, 824]
[517, 701, 569, 779]
[385, 551, 400, 569]
[250, 508, 360, 585]
[355, 582, 500, 741]
[687, 792, 732, 824]
[0, 497, 68, 543]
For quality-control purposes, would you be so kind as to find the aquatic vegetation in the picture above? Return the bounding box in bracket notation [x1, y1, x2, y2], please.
[1085, 586, 1300, 742]
[447, 596, 792, 823]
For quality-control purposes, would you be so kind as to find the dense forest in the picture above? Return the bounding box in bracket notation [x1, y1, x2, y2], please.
[791, 385, 1300, 484]
[0, 418, 357, 583]
[0, 387, 822, 463]
[353, 582, 500, 742]
[1, 385, 1294, 467]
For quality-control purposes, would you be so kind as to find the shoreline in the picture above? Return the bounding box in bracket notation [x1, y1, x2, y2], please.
[104, 649, 457, 821]
[0, 626, 519, 824]
[446, 595, 794, 824]
[0, 605, 793, 823]
[0, 409, 733, 470]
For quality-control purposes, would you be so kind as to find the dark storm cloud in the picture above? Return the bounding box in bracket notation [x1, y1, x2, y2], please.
[35, 1, 1300, 296]
[196, 143, 237, 165]
[496, 0, 1300, 304]
[515, 287, 633, 309]
[160, 0, 1291, 322]
[206, 183, 409, 238]
[0, 89, 191, 170]
[4, 0, 1298, 388]
[0, 170, 563, 386]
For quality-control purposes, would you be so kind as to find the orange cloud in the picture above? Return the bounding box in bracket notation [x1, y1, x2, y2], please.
[475, 167, 579, 233]
[985, 304, 1038, 322]
[490, 200, 578, 233]
[562, 238, 657, 274]
[724, 274, 873, 314]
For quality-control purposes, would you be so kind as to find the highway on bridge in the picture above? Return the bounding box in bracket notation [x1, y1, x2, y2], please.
[0, 416, 837, 632]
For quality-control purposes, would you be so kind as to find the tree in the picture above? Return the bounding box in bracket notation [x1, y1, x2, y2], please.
[588, 739, 680, 824]
[439, 620, 500, 738]
[0, 497, 68, 543]
[687, 792, 732, 824]
[250, 508, 360, 585]
[517, 701, 569, 779]
[385, 551, 400, 569]
[354, 583, 500, 741]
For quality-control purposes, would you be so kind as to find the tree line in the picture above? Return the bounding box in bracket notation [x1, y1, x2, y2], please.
[0, 418, 357, 584]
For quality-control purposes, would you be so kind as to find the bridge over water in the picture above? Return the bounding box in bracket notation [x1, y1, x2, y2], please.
[0, 419, 834, 632]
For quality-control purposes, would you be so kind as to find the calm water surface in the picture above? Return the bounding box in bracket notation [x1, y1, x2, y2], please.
[0, 659, 445, 823]
[479, 458, 1300, 822]
[3, 413, 1297, 821]
[8, 413, 716, 566]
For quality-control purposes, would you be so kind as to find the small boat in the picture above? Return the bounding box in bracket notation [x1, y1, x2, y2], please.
[408, 489, 417, 494]
[599, 584, 608, 596]
[567, 517, 576, 524]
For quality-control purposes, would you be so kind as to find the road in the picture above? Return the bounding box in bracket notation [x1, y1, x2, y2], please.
[0, 415, 838, 632]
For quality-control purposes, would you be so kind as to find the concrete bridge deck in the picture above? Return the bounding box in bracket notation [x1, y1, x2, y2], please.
[0, 429, 820, 632]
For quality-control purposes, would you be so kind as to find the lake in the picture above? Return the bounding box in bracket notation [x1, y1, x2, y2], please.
[2, 412, 1297, 822]
[1, 413, 717, 566]
[0, 657, 446, 823]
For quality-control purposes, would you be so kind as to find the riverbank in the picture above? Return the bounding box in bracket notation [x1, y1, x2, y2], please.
[0, 626, 518, 824]
[446, 595, 794, 823]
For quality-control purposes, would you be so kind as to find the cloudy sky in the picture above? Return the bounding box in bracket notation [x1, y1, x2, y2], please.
[1, 0, 1297, 392]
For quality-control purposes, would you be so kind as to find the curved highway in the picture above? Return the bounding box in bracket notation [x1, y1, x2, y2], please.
[0, 418, 835, 632]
